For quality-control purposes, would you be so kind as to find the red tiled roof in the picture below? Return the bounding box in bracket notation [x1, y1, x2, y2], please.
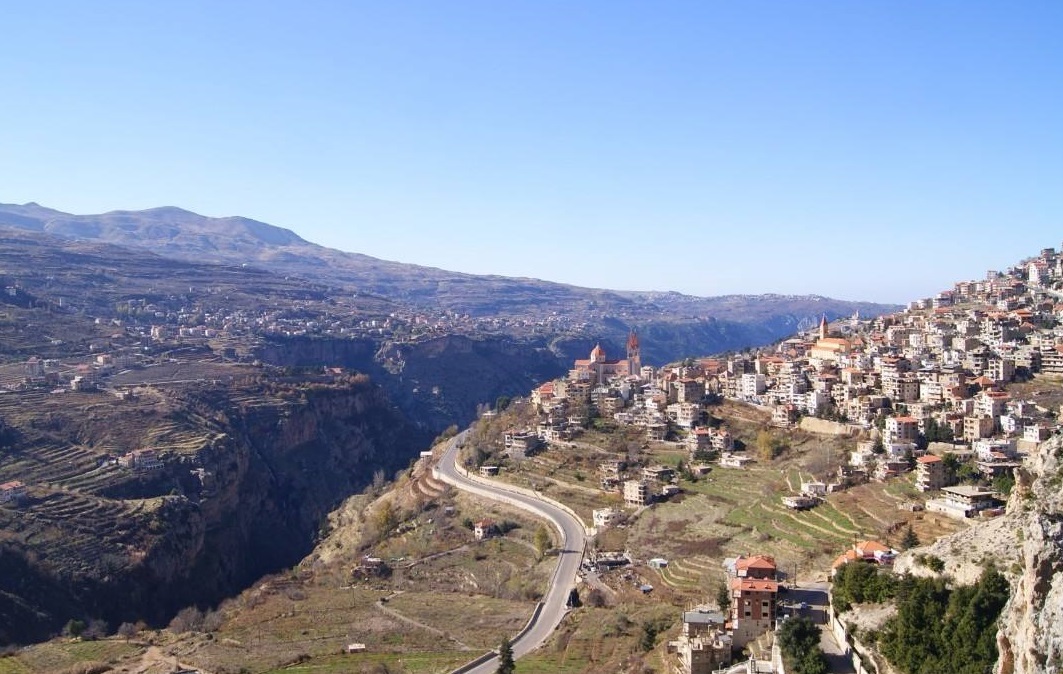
[856, 540, 891, 556]
[736, 555, 777, 571]
[731, 578, 778, 592]
[832, 549, 860, 569]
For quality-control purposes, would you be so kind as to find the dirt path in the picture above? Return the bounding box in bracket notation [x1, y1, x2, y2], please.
[111, 644, 213, 674]
[373, 591, 474, 650]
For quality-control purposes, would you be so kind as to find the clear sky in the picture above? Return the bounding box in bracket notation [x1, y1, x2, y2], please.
[1, 2, 1060, 304]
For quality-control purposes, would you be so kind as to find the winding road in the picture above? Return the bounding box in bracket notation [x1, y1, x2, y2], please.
[434, 431, 589, 674]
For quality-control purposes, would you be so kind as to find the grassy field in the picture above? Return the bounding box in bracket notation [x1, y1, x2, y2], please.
[4, 639, 138, 674]
[513, 598, 679, 674]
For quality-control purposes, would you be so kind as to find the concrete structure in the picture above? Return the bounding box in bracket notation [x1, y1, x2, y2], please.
[623, 479, 650, 507]
[668, 608, 732, 674]
[915, 454, 946, 492]
[926, 485, 1001, 519]
[0, 480, 27, 504]
[592, 507, 621, 529]
[118, 449, 163, 471]
[473, 519, 495, 540]
[504, 431, 542, 459]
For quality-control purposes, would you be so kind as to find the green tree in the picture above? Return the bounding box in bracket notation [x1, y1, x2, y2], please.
[715, 582, 731, 612]
[63, 618, 87, 638]
[992, 472, 1015, 496]
[639, 621, 659, 652]
[755, 430, 782, 461]
[533, 525, 551, 560]
[942, 453, 961, 485]
[567, 588, 581, 608]
[871, 436, 885, 454]
[496, 637, 515, 674]
[777, 616, 828, 674]
[831, 561, 897, 612]
[901, 525, 920, 550]
[876, 570, 1011, 674]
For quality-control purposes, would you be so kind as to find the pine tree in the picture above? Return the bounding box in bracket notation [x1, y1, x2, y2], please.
[496, 637, 515, 674]
[901, 525, 920, 550]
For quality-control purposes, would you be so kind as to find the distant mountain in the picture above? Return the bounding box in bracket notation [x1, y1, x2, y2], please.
[0, 203, 898, 330]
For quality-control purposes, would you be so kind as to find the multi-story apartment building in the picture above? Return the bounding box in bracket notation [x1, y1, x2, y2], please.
[915, 454, 946, 492]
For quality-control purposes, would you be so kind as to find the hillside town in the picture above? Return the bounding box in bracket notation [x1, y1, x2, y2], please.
[520, 247, 1063, 511]
[474, 247, 1063, 673]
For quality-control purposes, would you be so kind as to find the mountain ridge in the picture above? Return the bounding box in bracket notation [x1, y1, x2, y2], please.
[0, 201, 899, 322]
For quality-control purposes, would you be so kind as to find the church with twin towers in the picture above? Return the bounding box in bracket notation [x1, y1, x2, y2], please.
[569, 330, 642, 385]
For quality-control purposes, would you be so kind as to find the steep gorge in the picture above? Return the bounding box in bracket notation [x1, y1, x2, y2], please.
[0, 376, 431, 643]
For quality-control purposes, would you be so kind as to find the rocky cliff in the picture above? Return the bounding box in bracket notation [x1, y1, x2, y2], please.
[0, 375, 431, 643]
[254, 334, 568, 431]
[891, 435, 1063, 674]
[995, 437, 1063, 674]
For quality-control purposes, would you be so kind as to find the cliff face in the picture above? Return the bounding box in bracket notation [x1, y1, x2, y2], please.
[996, 437, 1063, 674]
[254, 334, 567, 431]
[889, 437, 1063, 674]
[0, 376, 431, 643]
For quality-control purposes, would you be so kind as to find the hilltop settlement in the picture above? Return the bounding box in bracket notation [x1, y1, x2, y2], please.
[457, 245, 1063, 674]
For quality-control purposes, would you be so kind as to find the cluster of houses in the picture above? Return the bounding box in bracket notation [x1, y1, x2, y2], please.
[666, 554, 781, 673]
[508, 248, 1063, 520]
[592, 461, 683, 508]
[665, 543, 900, 674]
[830, 539, 898, 575]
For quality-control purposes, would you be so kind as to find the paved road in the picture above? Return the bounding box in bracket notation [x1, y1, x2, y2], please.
[434, 432, 588, 674]
[780, 583, 856, 674]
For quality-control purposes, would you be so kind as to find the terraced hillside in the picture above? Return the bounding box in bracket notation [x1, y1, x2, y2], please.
[467, 400, 964, 599]
[0, 369, 431, 643]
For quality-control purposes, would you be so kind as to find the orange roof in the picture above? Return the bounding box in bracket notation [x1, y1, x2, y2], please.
[917, 455, 942, 464]
[731, 578, 778, 592]
[736, 555, 777, 571]
[856, 540, 891, 556]
[832, 549, 860, 569]
[1, 480, 25, 490]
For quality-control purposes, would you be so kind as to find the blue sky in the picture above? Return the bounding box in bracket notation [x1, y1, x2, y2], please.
[1, 2, 1060, 304]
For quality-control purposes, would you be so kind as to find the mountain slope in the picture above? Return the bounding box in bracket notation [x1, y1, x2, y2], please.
[0, 202, 897, 323]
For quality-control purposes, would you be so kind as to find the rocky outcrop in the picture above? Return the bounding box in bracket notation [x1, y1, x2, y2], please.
[995, 437, 1063, 674]
[889, 436, 1063, 673]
